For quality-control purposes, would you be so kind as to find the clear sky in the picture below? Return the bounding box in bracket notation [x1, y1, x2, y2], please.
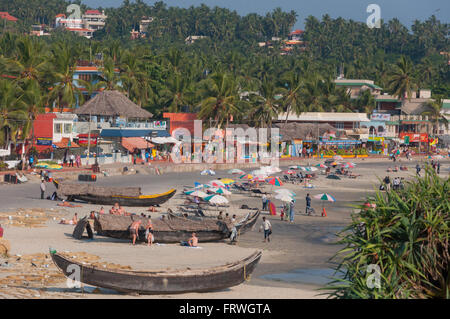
[81, 0, 449, 29]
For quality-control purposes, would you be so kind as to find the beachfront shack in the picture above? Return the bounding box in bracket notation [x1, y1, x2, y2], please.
[73, 90, 168, 164]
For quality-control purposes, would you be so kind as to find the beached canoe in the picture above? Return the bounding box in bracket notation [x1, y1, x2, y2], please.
[50, 249, 262, 294]
[167, 209, 260, 234]
[53, 179, 176, 207]
[93, 213, 233, 243]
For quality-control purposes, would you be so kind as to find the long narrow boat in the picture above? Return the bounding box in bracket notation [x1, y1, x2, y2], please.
[92, 210, 260, 243]
[50, 249, 262, 294]
[53, 179, 176, 207]
[94, 213, 233, 243]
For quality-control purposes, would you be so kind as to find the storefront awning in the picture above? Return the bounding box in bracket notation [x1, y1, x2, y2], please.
[100, 129, 170, 138]
[54, 138, 80, 148]
[122, 137, 154, 152]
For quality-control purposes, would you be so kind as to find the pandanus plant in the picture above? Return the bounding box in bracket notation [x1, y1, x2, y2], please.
[325, 166, 449, 299]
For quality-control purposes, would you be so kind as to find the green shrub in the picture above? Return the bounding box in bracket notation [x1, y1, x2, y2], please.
[325, 166, 449, 298]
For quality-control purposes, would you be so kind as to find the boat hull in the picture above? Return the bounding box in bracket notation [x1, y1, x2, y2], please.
[68, 190, 176, 206]
[51, 251, 262, 294]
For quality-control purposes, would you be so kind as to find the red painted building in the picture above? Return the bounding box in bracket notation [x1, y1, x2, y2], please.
[32, 114, 57, 152]
[163, 113, 198, 135]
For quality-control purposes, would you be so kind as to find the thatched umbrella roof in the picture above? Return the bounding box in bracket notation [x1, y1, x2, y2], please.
[74, 90, 153, 119]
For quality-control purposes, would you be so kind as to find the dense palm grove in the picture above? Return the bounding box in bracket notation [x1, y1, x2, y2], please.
[0, 0, 449, 148]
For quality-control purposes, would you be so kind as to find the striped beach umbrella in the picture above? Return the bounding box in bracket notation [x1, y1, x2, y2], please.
[314, 193, 336, 202]
[316, 163, 328, 168]
[209, 180, 226, 187]
[274, 189, 296, 197]
[204, 194, 229, 204]
[275, 194, 295, 202]
[313, 193, 336, 217]
[240, 174, 253, 180]
[266, 177, 283, 186]
[342, 162, 356, 168]
[283, 170, 296, 175]
[185, 190, 208, 198]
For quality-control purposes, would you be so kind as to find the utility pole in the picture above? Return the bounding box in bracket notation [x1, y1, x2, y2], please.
[87, 112, 92, 165]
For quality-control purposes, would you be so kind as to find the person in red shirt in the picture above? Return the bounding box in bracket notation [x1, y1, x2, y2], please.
[0, 224, 3, 238]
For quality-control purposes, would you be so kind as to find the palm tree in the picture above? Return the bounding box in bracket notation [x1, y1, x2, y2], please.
[387, 56, 416, 101]
[0, 79, 27, 148]
[247, 79, 284, 128]
[198, 72, 241, 128]
[421, 97, 448, 136]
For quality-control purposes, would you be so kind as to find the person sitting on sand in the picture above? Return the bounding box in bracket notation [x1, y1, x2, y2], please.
[145, 217, 154, 247]
[188, 232, 198, 247]
[99, 207, 105, 214]
[117, 206, 126, 215]
[147, 206, 158, 212]
[217, 211, 223, 220]
[110, 202, 120, 215]
[159, 215, 166, 221]
[60, 213, 78, 225]
[129, 220, 142, 245]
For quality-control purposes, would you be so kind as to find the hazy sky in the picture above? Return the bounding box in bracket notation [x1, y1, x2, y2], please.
[81, 0, 449, 29]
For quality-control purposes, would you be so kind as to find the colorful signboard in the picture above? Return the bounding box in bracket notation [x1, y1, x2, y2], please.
[371, 113, 391, 121]
[399, 133, 428, 143]
[36, 138, 52, 146]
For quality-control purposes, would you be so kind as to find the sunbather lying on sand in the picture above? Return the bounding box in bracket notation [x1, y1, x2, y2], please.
[57, 201, 82, 208]
[59, 213, 78, 225]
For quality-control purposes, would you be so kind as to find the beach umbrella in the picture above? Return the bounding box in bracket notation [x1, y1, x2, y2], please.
[240, 174, 253, 180]
[209, 180, 225, 187]
[274, 189, 296, 197]
[316, 163, 328, 168]
[266, 177, 283, 186]
[252, 175, 267, 182]
[220, 178, 235, 185]
[306, 166, 318, 172]
[314, 193, 336, 202]
[228, 168, 245, 174]
[333, 155, 343, 160]
[283, 170, 296, 175]
[342, 162, 356, 168]
[185, 190, 208, 198]
[275, 194, 295, 202]
[314, 193, 336, 217]
[289, 165, 299, 169]
[214, 188, 232, 195]
[205, 194, 229, 204]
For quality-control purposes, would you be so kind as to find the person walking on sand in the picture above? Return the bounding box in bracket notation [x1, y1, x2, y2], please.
[262, 194, 267, 210]
[40, 179, 46, 199]
[437, 162, 440, 174]
[145, 217, 154, 247]
[384, 176, 391, 191]
[305, 193, 311, 215]
[289, 199, 295, 223]
[259, 217, 272, 242]
[416, 164, 421, 176]
[129, 220, 142, 245]
[69, 154, 75, 167]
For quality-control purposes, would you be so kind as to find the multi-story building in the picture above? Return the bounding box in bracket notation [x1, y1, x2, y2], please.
[334, 79, 383, 99]
[55, 10, 107, 39]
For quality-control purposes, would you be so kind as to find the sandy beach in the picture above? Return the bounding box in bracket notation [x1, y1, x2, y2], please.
[0, 156, 448, 299]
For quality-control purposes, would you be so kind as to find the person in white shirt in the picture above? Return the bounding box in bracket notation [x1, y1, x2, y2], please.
[259, 216, 272, 242]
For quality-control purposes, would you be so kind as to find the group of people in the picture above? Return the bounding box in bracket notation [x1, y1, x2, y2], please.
[109, 202, 128, 215]
[382, 176, 404, 191]
[430, 160, 441, 174]
[129, 217, 154, 246]
[67, 154, 82, 167]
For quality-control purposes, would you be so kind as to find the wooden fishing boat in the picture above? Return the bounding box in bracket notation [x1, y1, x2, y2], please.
[93, 213, 233, 243]
[167, 209, 260, 233]
[50, 249, 262, 294]
[53, 179, 176, 207]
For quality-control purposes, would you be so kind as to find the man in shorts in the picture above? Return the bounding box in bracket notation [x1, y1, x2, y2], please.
[130, 220, 142, 245]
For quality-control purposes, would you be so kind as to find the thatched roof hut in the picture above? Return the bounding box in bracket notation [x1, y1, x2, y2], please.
[74, 90, 153, 119]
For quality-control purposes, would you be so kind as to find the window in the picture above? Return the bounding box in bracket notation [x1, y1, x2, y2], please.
[353, 122, 360, 129]
[64, 123, 72, 134]
[54, 123, 62, 134]
[335, 122, 344, 130]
